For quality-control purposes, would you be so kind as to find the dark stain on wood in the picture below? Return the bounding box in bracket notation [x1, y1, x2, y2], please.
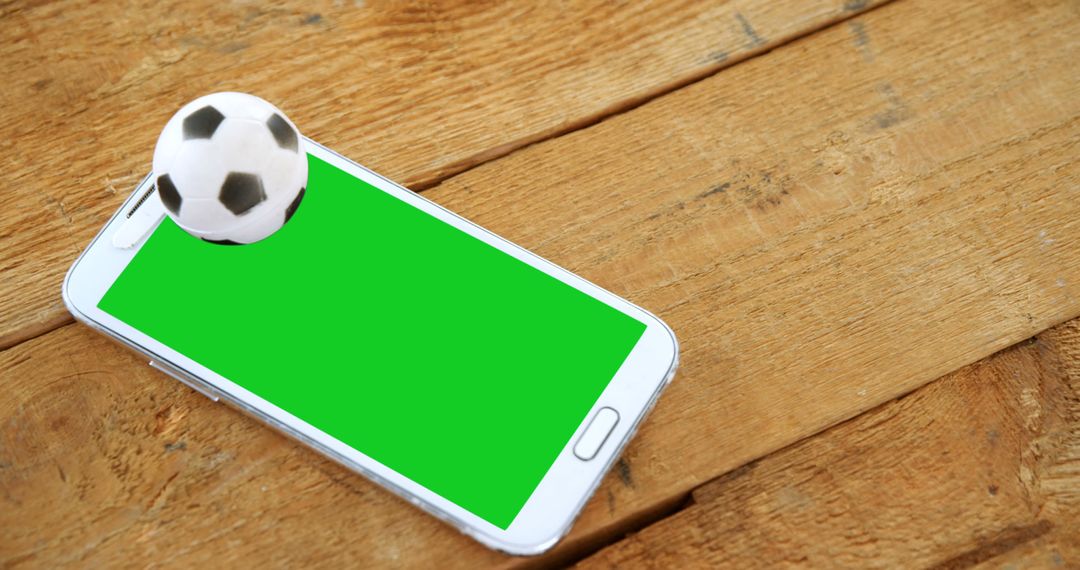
[928, 520, 1054, 569]
[698, 182, 731, 199]
[848, 20, 874, 62]
[217, 41, 250, 54]
[870, 83, 912, 130]
[735, 13, 765, 48]
[708, 50, 730, 64]
[164, 441, 187, 453]
[616, 458, 635, 488]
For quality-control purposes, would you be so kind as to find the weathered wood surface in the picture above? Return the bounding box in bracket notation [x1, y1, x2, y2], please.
[424, 0, 1079, 560]
[2, 0, 1079, 567]
[0, 0, 883, 349]
[578, 320, 1080, 568]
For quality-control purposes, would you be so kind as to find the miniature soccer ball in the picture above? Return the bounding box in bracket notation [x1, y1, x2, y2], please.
[152, 92, 308, 244]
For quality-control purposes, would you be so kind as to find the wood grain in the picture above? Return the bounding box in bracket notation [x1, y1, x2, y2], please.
[422, 0, 1080, 559]
[577, 320, 1080, 568]
[2, 0, 1079, 567]
[0, 0, 883, 349]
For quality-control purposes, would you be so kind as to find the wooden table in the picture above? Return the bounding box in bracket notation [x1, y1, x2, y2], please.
[2, 0, 1078, 567]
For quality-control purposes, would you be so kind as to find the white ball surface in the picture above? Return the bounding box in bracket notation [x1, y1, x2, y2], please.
[153, 92, 308, 244]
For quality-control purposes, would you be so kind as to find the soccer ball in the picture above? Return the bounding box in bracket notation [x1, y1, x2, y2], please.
[152, 92, 308, 244]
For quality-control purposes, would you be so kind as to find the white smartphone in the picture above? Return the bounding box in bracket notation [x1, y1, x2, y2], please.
[63, 139, 678, 555]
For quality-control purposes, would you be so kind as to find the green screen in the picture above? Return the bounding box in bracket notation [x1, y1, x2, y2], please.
[99, 155, 646, 529]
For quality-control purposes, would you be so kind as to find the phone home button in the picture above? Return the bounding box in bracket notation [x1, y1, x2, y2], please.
[573, 407, 620, 461]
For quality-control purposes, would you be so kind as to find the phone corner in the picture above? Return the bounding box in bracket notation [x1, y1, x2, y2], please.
[60, 243, 110, 337]
[60, 256, 84, 322]
[468, 523, 570, 558]
[640, 308, 680, 384]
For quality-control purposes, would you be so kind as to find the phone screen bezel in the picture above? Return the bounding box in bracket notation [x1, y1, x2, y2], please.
[62, 139, 679, 555]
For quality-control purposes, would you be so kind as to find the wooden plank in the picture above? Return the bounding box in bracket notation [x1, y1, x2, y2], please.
[0, 0, 883, 349]
[2, 0, 1079, 567]
[578, 320, 1080, 568]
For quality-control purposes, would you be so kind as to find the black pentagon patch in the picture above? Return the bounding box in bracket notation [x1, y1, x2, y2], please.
[284, 187, 305, 223]
[266, 113, 298, 152]
[157, 174, 182, 215]
[219, 172, 266, 215]
[183, 105, 225, 139]
[202, 238, 242, 245]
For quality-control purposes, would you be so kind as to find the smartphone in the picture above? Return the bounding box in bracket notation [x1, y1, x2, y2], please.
[63, 140, 678, 555]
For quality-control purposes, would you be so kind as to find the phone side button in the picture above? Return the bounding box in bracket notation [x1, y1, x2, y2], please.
[573, 407, 619, 461]
[149, 360, 220, 402]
